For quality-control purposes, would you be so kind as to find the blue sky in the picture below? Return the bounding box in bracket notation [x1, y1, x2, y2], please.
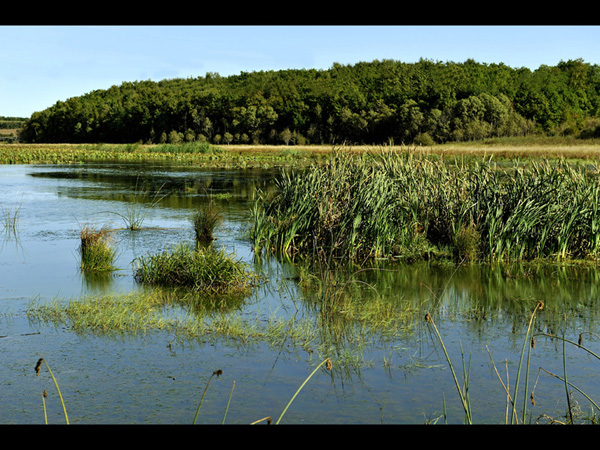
[1, 25, 599, 118]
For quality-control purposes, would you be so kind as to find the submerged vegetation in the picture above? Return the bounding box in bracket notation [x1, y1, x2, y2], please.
[111, 178, 167, 230]
[251, 148, 600, 264]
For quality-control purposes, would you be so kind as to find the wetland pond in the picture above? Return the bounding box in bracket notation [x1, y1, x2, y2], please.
[2, 161, 600, 424]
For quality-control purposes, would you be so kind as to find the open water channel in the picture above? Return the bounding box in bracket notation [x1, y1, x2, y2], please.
[2, 161, 600, 425]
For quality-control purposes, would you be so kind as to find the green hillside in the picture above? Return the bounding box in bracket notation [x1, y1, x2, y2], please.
[18, 58, 600, 145]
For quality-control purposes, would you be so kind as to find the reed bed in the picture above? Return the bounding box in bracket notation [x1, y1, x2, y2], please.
[79, 226, 116, 272]
[133, 243, 257, 295]
[251, 148, 600, 264]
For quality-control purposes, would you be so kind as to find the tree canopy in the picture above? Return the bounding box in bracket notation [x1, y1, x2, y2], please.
[19, 59, 600, 145]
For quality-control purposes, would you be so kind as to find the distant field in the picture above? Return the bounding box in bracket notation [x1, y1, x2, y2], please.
[226, 141, 600, 159]
[1, 137, 600, 165]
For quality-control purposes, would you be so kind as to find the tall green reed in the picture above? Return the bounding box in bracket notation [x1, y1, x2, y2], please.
[251, 148, 600, 264]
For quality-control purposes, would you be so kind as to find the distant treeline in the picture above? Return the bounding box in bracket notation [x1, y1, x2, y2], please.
[18, 58, 600, 145]
[0, 116, 27, 129]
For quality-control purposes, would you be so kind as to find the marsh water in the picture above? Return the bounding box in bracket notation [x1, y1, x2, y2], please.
[2, 161, 600, 424]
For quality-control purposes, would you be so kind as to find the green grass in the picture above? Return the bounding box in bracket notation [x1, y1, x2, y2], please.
[191, 201, 222, 245]
[110, 178, 166, 230]
[0, 199, 22, 237]
[79, 226, 116, 272]
[133, 243, 257, 295]
[0, 142, 328, 167]
[251, 147, 600, 264]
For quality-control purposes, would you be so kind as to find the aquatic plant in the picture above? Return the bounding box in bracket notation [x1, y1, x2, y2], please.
[133, 243, 257, 295]
[251, 148, 600, 264]
[276, 357, 332, 424]
[151, 141, 220, 154]
[192, 369, 224, 425]
[0, 198, 22, 237]
[191, 201, 222, 245]
[251, 150, 423, 262]
[34, 358, 69, 425]
[79, 225, 116, 272]
[111, 178, 167, 230]
[0, 142, 325, 167]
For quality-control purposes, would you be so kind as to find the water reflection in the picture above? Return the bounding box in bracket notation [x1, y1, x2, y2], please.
[29, 164, 281, 210]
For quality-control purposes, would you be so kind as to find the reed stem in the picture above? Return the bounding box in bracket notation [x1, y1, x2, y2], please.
[276, 358, 332, 425]
[35, 358, 69, 425]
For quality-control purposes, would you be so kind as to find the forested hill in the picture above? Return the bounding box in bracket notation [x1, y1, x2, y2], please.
[19, 58, 600, 145]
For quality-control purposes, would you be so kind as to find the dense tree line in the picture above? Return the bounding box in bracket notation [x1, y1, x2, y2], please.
[19, 58, 600, 145]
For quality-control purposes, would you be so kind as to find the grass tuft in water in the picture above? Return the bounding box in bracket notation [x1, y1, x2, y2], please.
[1, 198, 22, 237]
[79, 225, 116, 272]
[191, 201, 222, 245]
[134, 243, 257, 295]
[112, 178, 167, 230]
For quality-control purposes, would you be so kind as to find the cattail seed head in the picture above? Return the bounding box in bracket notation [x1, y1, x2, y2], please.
[35, 358, 44, 376]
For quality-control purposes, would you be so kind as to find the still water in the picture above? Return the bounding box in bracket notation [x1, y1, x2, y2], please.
[1, 162, 600, 424]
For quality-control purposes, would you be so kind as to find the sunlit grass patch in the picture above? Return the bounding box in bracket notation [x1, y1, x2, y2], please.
[134, 243, 258, 295]
[79, 225, 116, 272]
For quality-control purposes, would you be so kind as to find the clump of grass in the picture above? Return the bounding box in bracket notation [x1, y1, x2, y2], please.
[192, 201, 222, 245]
[111, 178, 166, 230]
[134, 243, 257, 295]
[453, 223, 481, 262]
[79, 226, 116, 272]
[1, 198, 22, 237]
